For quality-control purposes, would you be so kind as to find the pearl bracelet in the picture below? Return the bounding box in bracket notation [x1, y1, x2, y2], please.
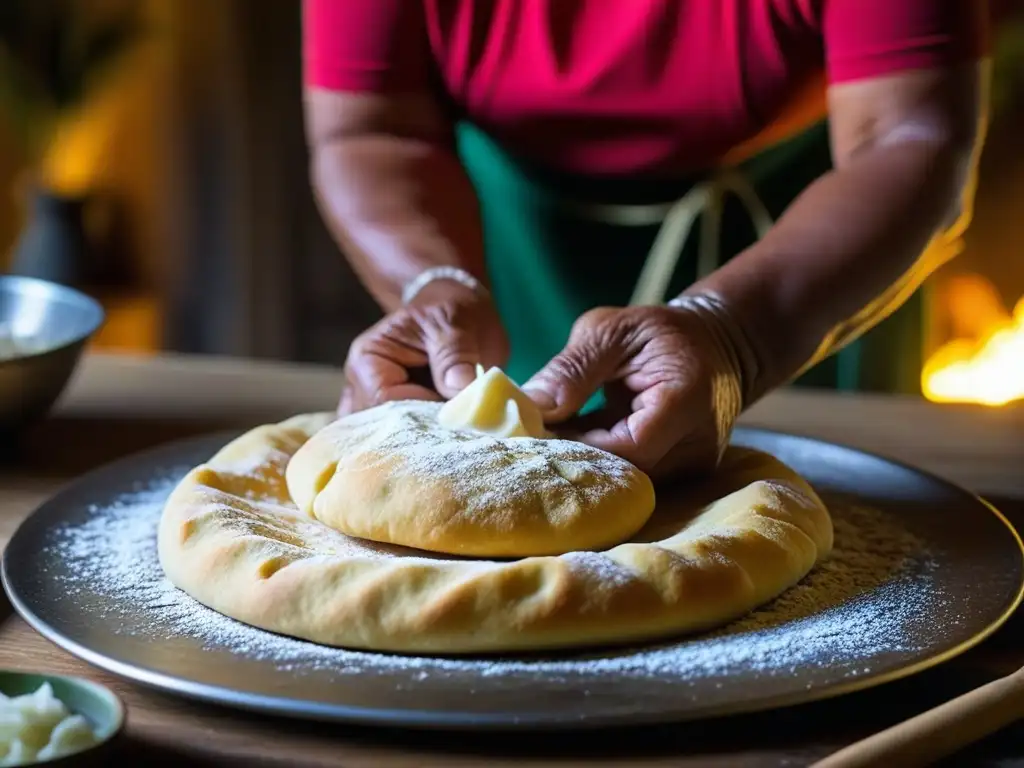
[401, 266, 490, 306]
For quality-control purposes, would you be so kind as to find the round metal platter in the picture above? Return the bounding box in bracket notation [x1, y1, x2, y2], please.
[3, 427, 1022, 730]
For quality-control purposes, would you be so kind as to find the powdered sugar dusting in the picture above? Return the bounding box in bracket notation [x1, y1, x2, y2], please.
[319, 400, 641, 526]
[42, 474, 939, 684]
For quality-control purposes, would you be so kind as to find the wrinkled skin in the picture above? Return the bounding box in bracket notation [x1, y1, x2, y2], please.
[340, 282, 742, 480]
[522, 305, 742, 479]
[339, 282, 509, 414]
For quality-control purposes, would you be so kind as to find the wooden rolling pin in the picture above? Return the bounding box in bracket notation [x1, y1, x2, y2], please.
[812, 668, 1024, 767]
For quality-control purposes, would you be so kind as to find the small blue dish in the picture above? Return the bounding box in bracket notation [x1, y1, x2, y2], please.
[0, 670, 124, 765]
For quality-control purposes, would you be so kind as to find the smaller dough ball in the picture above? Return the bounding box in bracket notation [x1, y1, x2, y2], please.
[286, 375, 656, 557]
[438, 365, 550, 439]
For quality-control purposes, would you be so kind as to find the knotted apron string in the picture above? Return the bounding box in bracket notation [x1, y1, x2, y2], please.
[557, 169, 774, 307]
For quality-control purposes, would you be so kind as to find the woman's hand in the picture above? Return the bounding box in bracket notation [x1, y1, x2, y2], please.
[340, 282, 509, 416]
[523, 300, 753, 479]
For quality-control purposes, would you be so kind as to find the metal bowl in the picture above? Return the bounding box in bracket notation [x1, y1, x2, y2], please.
[0, 276, 104, 437]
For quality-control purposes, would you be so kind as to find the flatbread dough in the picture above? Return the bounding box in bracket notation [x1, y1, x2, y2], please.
[158, 413, 833, 654]
[286, 368, 656, 558]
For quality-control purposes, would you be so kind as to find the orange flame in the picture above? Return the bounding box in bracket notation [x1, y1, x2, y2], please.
[922, 275, 1024, 406]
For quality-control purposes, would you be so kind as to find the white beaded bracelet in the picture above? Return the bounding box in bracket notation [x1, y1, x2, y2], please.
[401, 266, 490, 306]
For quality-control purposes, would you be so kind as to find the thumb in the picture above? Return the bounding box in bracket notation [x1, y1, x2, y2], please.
[424, 322, 481, 399]
[524, 326, 621, 422]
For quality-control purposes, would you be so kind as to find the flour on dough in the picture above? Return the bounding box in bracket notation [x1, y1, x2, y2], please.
[286, 377, 656, 557]
[288, 393, 655, 557]
[159, 413, 833, 654]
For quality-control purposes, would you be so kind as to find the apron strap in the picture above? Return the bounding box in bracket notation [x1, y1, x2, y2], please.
[631, 184, 713, 307]
[559, 170, 775, 307]
[632, 169, 775, 306]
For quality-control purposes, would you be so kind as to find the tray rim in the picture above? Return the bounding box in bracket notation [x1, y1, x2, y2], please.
[3, 425, 1022, 731]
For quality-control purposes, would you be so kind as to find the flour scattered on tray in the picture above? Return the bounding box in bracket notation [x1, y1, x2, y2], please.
[47, 476, 936, 683]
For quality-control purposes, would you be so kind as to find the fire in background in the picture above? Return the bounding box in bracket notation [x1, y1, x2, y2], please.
[923, 274, 1024, 407]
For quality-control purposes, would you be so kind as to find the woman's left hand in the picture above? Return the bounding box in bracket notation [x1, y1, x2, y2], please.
[523, 303, 750, 479]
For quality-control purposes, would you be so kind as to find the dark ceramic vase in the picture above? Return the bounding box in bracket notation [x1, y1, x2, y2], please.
[9, 188, 94, 287]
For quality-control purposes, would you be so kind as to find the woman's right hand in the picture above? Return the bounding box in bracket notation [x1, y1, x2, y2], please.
[339, 281, 509, 416]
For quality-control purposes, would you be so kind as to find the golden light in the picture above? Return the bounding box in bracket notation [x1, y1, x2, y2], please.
[922, 274, 1024, 406]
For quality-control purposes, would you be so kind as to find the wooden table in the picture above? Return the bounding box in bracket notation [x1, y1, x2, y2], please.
[2, 352, 1024, 767]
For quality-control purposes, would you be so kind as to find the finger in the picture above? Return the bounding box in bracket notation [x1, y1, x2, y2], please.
[345, 333, 440, 408]
[423, 323, 482, 399]
[347, 355, 441, 407]
[581, 382, 689, 472]
[551, 381, 633, 437]
[523, 335, 623, 422]
[477, 322, 511, 370]
[337, 385, 355, 417]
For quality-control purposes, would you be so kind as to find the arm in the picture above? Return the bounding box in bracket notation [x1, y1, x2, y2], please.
[305, 90, 487, 312]
[690, 62, 987, 401]
[302, 0, 505, 406]
[524, 61, 987, 475]
[302, 0, 486, 313]
[306, 92, 505, 404]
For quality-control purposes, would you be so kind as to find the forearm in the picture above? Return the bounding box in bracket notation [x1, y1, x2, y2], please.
[691, 137, 977, 403]
[310, 133, 486, 313]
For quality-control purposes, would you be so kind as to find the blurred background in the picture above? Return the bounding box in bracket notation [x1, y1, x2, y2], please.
[0, 1, 1021, 407]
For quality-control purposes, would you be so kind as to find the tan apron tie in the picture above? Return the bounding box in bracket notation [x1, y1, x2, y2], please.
[559, 169, 775, 307]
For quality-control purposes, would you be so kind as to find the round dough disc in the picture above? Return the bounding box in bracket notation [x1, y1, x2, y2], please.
[158, 414, 834, 655]
[285, 399, 657, 558]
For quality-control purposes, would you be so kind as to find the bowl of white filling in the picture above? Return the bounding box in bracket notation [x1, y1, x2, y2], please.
[0, 672, 123, 766]
[0, 276, 104, 440]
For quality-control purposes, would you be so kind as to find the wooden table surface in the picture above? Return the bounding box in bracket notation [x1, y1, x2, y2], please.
[2, 352, 1024, 767]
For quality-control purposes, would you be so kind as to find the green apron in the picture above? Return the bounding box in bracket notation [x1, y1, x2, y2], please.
[455, 121, 926, 399]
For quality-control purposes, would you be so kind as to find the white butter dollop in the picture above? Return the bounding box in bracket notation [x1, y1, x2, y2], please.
[438, 365, 551, 439]
[0, 683, 99, 766]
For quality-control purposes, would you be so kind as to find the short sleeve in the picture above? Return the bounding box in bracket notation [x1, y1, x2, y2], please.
[823, 0, 991, 84]
[302, 0, 430, 92]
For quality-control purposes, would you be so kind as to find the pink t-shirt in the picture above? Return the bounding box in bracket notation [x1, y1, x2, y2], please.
[303, 1, 988, 176]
